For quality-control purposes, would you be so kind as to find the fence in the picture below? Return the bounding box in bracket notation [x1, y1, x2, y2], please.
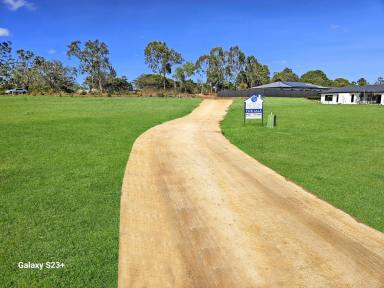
[218, 88, 325, 98]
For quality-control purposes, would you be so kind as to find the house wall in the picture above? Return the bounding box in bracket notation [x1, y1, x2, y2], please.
[321, 94, 337, 104]
[358, 93, 384, 104]
[321, 93, 359, 104]
[338, 93, 357, 104]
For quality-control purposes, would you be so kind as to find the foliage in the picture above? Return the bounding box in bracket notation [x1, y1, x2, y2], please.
[182, 79, 199, 94]
[33, 57, 77, 92]
[1, 39, 380, 95]
[196, 47, 226, 92]
[173, 62, 196, 92]
[300, 70, 331, 86]
[222, 98, 384, 232]
[195, 46, 263, 91]
[237, 55, 270, 88]
[333, 77, 350, 87]
[225, 46, 246, 85]
[144, 41, 183, 90]
[134, 73, 173, 90]
[0, 42, 76, 93]
[271, 67, 299, 82]
[375, 77, 384, 85]
[12, 49, 36, 89]
[104, 76, 133, 93]
[0, 41, 14, 88]
[357, 78, 368, 86]
[67, 40, 112, 91]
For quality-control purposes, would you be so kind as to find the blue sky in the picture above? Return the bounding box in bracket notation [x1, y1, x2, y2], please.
[1, 0, 384, 83]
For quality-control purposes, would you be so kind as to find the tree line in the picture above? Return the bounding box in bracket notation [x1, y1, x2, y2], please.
[1, 39, 383, 94]
[0, 40, 131, 94]
[142, 41, 383, 93]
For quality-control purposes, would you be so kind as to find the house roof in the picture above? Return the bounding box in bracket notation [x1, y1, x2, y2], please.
[253, 81, 327, 89]
[324, 85, 384, 94]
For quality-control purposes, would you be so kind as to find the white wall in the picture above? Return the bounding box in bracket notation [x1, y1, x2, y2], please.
[322, 92, 384, 105]
[321, 93, 359, 104]
[321, 94, 337, 104]
[338, 93, 357, 104]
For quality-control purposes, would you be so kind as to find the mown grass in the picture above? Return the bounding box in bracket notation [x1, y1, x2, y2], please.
[0, 96, 200, 287]
[221, 98, 384, 232]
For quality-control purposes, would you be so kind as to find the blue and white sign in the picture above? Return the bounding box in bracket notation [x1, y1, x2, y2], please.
[245, 94, 263, 119]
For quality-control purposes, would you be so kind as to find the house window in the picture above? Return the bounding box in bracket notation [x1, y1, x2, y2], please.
[325, 95, 333, 101]
[351, 94, 355, 103]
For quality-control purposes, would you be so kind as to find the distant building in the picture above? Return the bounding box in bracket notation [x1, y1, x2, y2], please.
[218, 81, 328, 97]
[321, 85, 384, 105]
[252, 81, 327, 90]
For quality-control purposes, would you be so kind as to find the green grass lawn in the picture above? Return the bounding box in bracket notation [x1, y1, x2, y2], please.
[222, 97, 384, 232]
[0, 96, 200, 287]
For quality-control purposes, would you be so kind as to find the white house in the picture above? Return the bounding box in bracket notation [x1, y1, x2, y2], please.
[321, 85, 384, 105]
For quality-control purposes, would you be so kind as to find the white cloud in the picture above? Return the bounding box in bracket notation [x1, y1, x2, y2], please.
[0, 27, 10, 36]
[48, 49, 56, 54]
[2, 0, 35, 11]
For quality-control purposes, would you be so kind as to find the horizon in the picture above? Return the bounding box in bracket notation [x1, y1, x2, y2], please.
[1, 0, 384, 83]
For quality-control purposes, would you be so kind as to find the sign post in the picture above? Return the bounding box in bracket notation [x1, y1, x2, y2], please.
[244, 94, 263, 126]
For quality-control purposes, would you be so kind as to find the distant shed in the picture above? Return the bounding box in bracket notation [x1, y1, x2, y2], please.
[218, 81, 328, 97]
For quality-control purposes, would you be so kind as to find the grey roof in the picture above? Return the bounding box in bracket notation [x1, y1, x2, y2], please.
[254, 81, 327, 89]
[324, 85, 384, 94]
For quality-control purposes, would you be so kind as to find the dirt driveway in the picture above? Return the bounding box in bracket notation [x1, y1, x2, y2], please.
[118, 99, 384, 287]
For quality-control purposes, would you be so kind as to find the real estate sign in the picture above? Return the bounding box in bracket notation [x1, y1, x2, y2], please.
[244, 95, 263, 120]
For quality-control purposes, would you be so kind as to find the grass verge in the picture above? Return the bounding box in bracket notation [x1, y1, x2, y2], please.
[221, 97, 384, 232]
[0, 96, 200, 287]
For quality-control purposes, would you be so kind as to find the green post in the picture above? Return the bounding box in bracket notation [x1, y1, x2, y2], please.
[243, 100, 245, 126]
[267, 112, 276, 128]
[261, 101, 264, 126]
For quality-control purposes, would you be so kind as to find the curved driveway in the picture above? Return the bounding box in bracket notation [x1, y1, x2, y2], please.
[119, 99, 384, 288]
